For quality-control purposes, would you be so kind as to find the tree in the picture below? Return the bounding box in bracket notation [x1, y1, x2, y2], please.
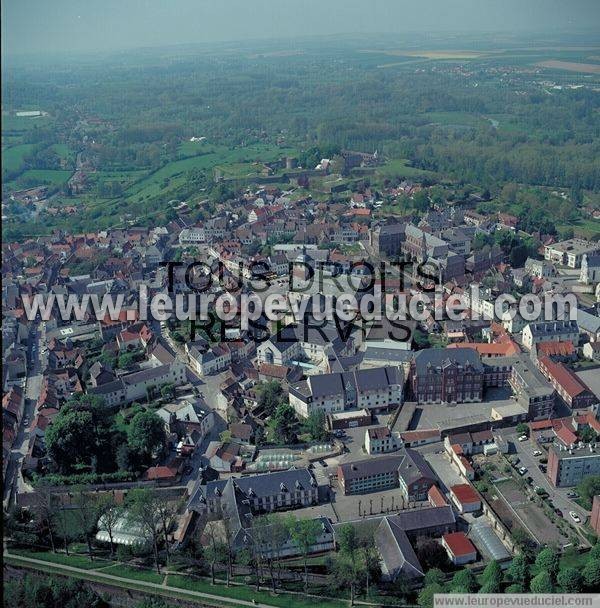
[515, 423, 529, 437]
[416, 537, 450, 571]
[204, 523, 228, 585]
[418, 583, 444, 608]
[45, 409, 96, 474]
[336, 523, 362, 604]
[270, 403, 299, 445]
[479, 559, 502, 593]
[287, 517, 321, 594]
[577, 476, 600, 509]
[155, 496, 180, 563]
[479, 579, 501, 593]
[557, 567, 583, 593]
[96, 493, 122, 557]
[506, 554, 529, 589]
[510, 244, 530, 269]
[256, 381, 283, 417]
[590, 543, 600, 561]
[451, 569, 478, 593]
[127, 411, 165, 461]
[304, 410, 328, 442]
[31, 484, 59, 553]
[332, 553, 361, 606]
[582, 559, 600, 590]
[424, 568, 446, 587]
[505, 583, 524, 593]
[127, 489, 163, 573]
[530, 571, 553, 593]
[535, 547, 560, 582]
[71, 487, 100, 561]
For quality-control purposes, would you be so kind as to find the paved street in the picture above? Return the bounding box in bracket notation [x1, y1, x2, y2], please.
[4, 325, 43, 508]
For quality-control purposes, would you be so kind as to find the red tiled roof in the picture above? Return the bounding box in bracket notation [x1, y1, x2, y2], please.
[539, 357, 592, 399]
[443, 532, 477, 557]
[428, 485, 448, 507]
[537, 341, 576, 357]
[447, 341, 520, 357]
[555, 424, 578, 447]
[450, 484, 480, 505]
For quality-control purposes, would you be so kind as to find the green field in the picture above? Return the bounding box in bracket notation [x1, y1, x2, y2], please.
[377, 158, 437, 179]
[6, 169, 72, 189]
[124, 143, 296, 203]
[2, 114, 52, 132]
[3, 143, 35, 172]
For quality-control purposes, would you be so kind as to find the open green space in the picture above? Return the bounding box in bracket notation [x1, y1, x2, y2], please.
[167, 574, 347, 608]
[376, 158, 437, 180]
[2, 114, 52, 132]
[6, 169, 71, 189]
[101, 563, 165, 584]
[3, 143, 36, 172]
[8, 548, 113, 570]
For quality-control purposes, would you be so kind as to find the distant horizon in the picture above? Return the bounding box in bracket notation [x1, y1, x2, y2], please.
[3, 0, 600, 60]
[4, 26, 600, 68]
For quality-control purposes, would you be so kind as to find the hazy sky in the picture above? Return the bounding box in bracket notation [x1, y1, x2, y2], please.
[3, 0, 600, 57]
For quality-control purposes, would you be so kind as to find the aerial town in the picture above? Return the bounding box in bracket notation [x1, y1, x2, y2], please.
[3, 6, 600, 607]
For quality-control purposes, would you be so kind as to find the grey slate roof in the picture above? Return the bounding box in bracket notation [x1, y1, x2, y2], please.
[339, 454, 404, 482]
[376, 517, 424, 580]
[188, 468, 317, 511]
[398, 448, 437, 486]
[413, 347, 483, 375]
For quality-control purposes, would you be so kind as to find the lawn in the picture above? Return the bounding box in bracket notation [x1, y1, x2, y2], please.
[377, 158, 437, 180]
[101, 563, 164, 584]
[8, 548, 113, 570]
[3, 143, 35, 172]
[166, 574, 346, 608]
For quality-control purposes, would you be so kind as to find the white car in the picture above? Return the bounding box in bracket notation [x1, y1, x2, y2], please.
[532, 450, 542, 457]
[570, 511, 581, 524]
[518, 467, 528, 475]
[518, 435, 528, 442]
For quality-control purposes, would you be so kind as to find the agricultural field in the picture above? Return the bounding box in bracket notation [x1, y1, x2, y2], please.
[4, 169, 72, 191]
[536, 60, 600, 74]
[2, 143, 35, 172]
[1, 113, 52, 133]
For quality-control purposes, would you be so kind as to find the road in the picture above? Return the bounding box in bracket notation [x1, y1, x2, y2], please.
[3, 325, 43, 509]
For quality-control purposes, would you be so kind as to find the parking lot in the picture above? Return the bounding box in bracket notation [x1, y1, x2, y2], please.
[490, 477, 569, 547]
[499, 429, 589, 526]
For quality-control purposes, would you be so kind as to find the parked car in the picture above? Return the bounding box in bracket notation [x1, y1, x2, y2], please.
[538, 464, 547, 472]
[555, 508, 564, 517]
[567, 491, 579, 499]
[570, 511, 581, 524]
[518, 467, 528, 475]
[518, 435, 528, 442]
[532, 450, 542, 457]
